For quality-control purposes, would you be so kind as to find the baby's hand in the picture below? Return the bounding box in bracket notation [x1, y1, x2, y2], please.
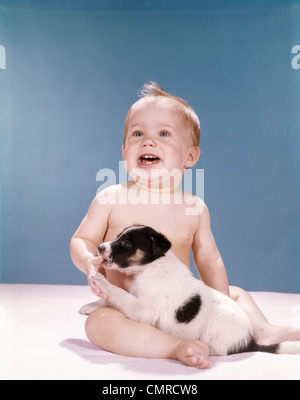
[86, 255, 107, 298]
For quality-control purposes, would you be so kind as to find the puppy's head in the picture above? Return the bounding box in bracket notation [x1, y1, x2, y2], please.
[98, 225, 171, 273]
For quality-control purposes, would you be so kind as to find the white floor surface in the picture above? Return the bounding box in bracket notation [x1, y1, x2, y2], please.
[0, 284, 300, 380]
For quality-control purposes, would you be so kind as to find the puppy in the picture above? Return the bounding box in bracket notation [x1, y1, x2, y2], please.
[80, 225, 300, 356]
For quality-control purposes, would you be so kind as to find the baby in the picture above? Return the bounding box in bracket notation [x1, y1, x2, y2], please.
[70, 82, 300, 369]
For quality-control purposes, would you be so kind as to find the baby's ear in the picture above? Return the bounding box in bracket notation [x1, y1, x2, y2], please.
[151, 232, 171, 257]
[184, 146, 200, 169]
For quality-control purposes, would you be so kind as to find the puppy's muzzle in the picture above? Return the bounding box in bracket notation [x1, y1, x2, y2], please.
[98, 243, 106, 255]
[98, 243, 112, 265]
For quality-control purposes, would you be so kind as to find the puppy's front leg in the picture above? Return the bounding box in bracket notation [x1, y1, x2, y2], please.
[91, 272, 149, 323]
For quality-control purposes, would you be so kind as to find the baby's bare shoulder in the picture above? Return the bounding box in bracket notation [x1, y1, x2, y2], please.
[182, 192, 206, 217]
[95, 184, 126, 205]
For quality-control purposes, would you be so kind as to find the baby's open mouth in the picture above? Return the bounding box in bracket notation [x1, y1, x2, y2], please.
[138, 154, 161, 167]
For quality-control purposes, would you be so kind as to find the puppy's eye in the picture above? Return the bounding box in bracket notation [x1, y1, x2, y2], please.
[121, 240, 132, 248]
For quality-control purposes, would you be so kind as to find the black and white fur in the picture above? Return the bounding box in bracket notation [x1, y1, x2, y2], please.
[80, 225, 300, 356]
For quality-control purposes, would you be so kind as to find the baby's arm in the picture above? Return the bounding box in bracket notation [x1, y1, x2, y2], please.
[192, 200, 230, 296]
[70, 190, 112, 296]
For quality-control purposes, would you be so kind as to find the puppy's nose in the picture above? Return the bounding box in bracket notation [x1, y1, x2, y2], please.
[98, 244, 105, 255]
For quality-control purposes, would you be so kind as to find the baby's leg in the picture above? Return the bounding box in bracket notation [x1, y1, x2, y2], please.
[85, 307, 211, 369]
[230, 286, 300, 345]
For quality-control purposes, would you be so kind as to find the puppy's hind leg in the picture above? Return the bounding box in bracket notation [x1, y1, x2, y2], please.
[79, 299, 109, 315]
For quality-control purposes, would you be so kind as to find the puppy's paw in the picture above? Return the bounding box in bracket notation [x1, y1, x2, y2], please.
[91, 272, 110, 293]
[79, 299, 108, 315]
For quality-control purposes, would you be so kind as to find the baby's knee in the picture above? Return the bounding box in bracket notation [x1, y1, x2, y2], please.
[85, 307, 121, 347]
[229, 285, 250, 302]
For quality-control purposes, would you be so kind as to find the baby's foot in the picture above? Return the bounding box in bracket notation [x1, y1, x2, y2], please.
[173, 340, 211, 369]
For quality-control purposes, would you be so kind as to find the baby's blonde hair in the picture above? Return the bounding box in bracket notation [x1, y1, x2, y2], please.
[123, 82, 201, 147]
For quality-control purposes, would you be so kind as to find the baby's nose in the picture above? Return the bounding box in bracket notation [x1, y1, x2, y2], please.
[142, 137, 156, 147]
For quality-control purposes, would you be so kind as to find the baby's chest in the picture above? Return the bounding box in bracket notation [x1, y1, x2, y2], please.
[107, 203, 197, 255]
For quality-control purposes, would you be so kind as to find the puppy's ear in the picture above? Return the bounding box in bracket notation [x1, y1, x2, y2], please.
[151, 232, 171, 257]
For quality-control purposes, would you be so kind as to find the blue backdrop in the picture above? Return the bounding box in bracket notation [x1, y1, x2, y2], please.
[1, 0, 299, 292]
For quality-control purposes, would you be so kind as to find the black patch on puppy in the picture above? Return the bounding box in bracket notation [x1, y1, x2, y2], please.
[175, 294, 202, 324]
[109, 226, 171, 268]
[227, 337, 280, 355]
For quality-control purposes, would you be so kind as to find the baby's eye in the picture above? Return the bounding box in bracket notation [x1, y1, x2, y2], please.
[159, 131, 170, 137]
[133, 131, 143, 137]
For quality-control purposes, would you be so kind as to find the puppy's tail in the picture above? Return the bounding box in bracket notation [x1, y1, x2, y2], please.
[251, 341, 300, 355]
[277, 341, 300, 355]
[231, 338, 300, 355]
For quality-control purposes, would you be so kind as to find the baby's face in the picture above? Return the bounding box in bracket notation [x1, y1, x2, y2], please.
[122, 99, 199, 188]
